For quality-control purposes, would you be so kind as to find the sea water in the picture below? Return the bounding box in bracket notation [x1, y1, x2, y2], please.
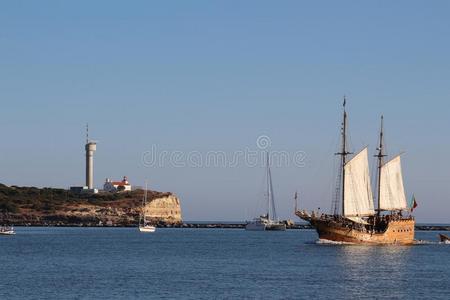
[0, 228, 449, 299]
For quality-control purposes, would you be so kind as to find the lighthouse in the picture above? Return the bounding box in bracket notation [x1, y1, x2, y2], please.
[85, 124, 97, 189]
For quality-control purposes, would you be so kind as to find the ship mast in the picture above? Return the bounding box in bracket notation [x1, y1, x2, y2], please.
[336, 97, 351, 216]
[266, 152, 271, 220]
[268, 164, 277, 221]
[265, 151, 278, 221]
[375, 116, 387, 216]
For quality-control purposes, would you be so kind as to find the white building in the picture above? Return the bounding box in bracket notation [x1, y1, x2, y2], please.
[69, 186, 98, 194]
[104, 176, 132, 193]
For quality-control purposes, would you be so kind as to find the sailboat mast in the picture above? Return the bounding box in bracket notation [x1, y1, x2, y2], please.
[268, 167, 277, 221]
[266, 152, 270, 220]
[144, 181, 148, 224]
[376, 116, 386, 216]
[337, 98, 350, 216]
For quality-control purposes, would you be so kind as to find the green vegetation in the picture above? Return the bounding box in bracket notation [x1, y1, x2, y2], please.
[0, 184, 66, 212]
[0, 199, 19, 213]
[0, 183, 172, 213]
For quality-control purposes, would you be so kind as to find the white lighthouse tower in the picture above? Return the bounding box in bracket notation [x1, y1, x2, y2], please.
[85, 124, 97, 190]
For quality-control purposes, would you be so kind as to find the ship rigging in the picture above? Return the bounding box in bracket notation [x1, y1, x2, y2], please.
[296, 99, 415, 244]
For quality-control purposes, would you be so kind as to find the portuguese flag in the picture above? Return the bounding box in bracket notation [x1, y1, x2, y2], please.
[410, 195, 418, 212]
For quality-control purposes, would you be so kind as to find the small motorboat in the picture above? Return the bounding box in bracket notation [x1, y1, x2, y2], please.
[439, 234, 450, 243]
[0, 226, 16, 235]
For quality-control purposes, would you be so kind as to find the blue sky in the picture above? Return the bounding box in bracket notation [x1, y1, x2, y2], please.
[1, 1, 449, 222]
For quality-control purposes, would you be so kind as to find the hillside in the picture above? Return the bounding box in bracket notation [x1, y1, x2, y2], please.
[0, 184, 182, 226]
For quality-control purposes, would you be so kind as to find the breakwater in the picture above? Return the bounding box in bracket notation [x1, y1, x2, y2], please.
[7, 223, 450, 231]
[167, 223, 450, 231]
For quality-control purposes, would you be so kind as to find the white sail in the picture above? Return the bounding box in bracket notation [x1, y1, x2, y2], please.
[379, 155, 407, 210]
[346, 216, 370, 225]
[344, 148, 375, 217]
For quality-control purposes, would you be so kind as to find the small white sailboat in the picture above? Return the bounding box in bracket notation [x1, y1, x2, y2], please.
[139, 225, 156, 233]
[0, 226, 16, 235]
[138, 183, 156, 233]
[246, 153, 286, 231]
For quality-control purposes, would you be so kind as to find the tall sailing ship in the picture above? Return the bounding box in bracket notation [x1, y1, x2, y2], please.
[296, 101, 415, 244]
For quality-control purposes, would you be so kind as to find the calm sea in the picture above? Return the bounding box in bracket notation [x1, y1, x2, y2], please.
[0, 228, 449, 299]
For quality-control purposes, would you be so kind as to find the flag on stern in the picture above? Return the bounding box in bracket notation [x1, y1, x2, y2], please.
[410, 194, 418, 212]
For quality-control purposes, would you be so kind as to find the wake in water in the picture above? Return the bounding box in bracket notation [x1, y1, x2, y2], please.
[315, 239, 449, 246]
[315, 239, 355, 245]
[414, 236, 450, 245]
[414, 240, 438, 245]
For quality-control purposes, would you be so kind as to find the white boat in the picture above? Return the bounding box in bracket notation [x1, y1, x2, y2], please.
[138, 182, 156, 233]
[246, 153, 286, 231]
[246, 215, 286, 231]
[439, 234, 450, 244]
[139, 225, 156, 233]
[0, 226, 16, 235]
[245, 217, 268, 231]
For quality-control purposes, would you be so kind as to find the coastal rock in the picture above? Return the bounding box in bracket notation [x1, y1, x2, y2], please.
[144, 194, 182, 224]
[0, 184, 182, 226]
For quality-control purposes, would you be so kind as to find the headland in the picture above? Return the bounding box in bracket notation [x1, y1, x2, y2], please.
[0, 183, 182, 226]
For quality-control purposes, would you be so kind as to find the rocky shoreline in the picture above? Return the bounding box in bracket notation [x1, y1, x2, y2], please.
[0, 184, 182, 226]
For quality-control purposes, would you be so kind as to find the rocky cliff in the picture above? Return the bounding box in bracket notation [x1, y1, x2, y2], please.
[143, 194, 182, 224]
[0, 184, 182, 226]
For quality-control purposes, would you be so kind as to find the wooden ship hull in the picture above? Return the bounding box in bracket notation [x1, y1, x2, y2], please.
[312, 218, 414, 245]
[297, 211, 415, 245]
